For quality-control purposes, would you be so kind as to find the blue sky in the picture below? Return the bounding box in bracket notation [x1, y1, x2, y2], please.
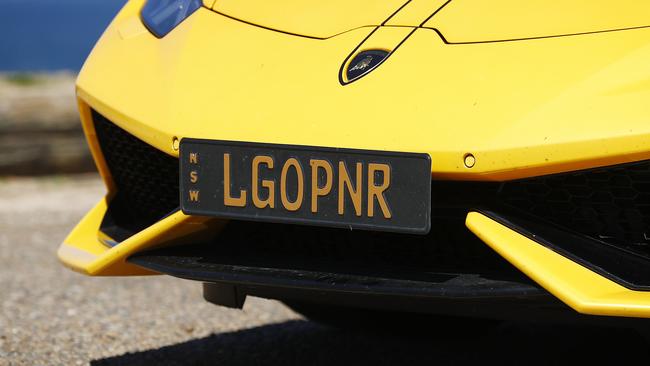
[0, 0, 128, 72]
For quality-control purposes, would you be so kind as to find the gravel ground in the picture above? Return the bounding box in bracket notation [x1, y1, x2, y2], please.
[1, 175, 650, 365]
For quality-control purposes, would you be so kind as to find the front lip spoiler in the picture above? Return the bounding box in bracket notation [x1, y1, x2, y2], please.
[475, 210, 650, 292]
[57, 195, 208, 276]
[467, 211, 650, 319]
[128, 244, 548, 299]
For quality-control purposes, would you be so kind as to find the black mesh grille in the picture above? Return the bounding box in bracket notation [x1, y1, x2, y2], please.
[92, 110, 179, 237]
[500, 161, 650, 259]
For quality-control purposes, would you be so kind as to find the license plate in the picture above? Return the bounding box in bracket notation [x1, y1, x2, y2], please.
[179, 139, 431, 234]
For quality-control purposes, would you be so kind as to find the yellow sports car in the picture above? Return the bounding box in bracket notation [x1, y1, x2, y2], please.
[60, 0, 650, 322]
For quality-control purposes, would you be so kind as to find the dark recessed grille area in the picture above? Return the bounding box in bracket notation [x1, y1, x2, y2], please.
[500, 161, 650, 259]
[92, 110, 179, 239]
[205, 213, 527, 282]
[90, 107, 650, 267]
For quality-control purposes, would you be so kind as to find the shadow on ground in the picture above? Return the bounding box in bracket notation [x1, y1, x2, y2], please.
[92, 319, 649, 366]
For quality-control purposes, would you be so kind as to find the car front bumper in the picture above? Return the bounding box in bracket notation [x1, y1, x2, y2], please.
[60, 0, 650, 319]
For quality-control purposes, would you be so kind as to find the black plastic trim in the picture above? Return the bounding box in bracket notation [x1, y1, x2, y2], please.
[128, 242, 545, 299]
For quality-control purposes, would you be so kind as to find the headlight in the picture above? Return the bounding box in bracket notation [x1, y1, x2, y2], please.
[141, 0, 202, 38]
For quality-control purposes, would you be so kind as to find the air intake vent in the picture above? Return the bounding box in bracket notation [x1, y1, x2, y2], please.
[92, 110, 179, 241]
[500, 161, 650, 259]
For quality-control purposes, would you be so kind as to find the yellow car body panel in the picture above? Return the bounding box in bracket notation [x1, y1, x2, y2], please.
[394, 28, 650, 180]
[426, 0, 650, 42]
[76, 3, 650, 181]
[384, 0, 450, 27]
[59, 93, 221, 276]
[212, 0, 409, 38]
[59, 200, 212, 276]
[59, 0, 650, 318]
[467, 212, 650, 318]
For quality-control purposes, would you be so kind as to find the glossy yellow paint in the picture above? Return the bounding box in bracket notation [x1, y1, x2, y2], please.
[59, 195, 216, 275]
[59, 99, 224, 275]
[77, 101, 115, 192]
[426, 0, 650, 43]
[63, 0, 650, 281]
[466, 212, 650, 318]
[387, 28, 650, 180]
[57, 4, 225, 275]
[58, 198, 116, 272]
[384, 0, 449, 27]
[75, 3, 650, 182]
[355, 26, 414, 52]
[212, 0, 408, 38]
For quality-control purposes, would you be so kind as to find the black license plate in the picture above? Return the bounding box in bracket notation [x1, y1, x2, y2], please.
[180, 139, 431, 234]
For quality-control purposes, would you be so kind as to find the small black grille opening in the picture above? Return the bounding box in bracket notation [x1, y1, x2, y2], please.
[92, 110, 179, 240]
[500, 161, 650, 260]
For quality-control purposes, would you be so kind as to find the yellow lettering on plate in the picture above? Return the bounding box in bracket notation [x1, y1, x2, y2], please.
[189, 190, 200, 202]
[252, 155, 275, 209]
[310, 159, 333, 213]
[223, 153, 247, 207]
[368, 163, 392, 219]
[338, 161, 362, 216]
[189, 153, 198, 164]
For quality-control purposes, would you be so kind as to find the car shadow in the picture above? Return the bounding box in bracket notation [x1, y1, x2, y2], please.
[91, 319, 649, 366]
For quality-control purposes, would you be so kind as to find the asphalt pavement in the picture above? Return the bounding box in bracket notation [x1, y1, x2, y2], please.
[1, 174, 650, 365]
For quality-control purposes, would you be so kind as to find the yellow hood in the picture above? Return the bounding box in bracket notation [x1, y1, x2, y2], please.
[209, 0, 409, 38]
[209, 0, 650, 42]
[425, 0, 650, 43]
